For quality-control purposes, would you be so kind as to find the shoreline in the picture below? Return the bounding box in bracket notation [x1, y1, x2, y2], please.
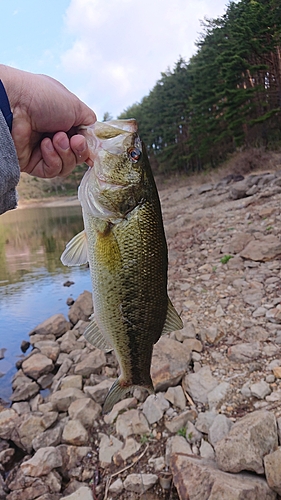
[17, 196, 81, 210]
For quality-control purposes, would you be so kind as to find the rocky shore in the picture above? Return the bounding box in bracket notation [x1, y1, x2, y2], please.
[1, 169, 281, 499]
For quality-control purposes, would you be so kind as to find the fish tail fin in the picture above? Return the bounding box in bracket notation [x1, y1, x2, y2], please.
[103, 378, 154, 414]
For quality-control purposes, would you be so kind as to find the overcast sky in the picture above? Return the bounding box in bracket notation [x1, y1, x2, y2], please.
[1, 0, 231, 120]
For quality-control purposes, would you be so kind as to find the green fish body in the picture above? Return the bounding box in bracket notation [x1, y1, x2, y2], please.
[61, 119, 183, 413]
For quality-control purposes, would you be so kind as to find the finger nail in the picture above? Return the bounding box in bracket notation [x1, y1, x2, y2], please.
[75, 138, 87, 153]
[58, 136, 69, 150]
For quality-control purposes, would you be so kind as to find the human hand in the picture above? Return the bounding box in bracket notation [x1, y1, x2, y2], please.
[0, 65, 96, 178]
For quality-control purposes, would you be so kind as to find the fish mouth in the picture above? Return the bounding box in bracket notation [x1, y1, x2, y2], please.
[96, 174, 129, 191]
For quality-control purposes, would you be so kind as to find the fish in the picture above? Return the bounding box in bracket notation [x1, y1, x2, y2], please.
[61, 119, 183, 413]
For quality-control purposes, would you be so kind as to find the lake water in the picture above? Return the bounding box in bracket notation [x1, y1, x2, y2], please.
[0, 204, 91, 402]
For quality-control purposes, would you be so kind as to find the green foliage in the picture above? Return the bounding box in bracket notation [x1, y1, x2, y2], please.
[220, 255, 234, 264]
[119, 0, 281, 174]
[177, 427, 186, 437]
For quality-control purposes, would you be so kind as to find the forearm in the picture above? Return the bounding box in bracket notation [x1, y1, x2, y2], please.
[0, 110, 20, 214]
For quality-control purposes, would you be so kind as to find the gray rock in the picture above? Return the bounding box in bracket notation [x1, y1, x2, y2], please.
[29, 313, 70, 338]
[109, 478, 123, 495]
[22, 353, 54, 380]
[165, 385, 186, 410]
[32, 424, 63, 451]
[151, 337, 191, 391]
[227, 342, 260, 363]
[68, 291, 93, 324]
[195, 411, 217, 434]
[250, 380, 271, 399]
[165, 409, 197, 434]
[185, 421, 202, 444]
[0, 409, 20, 440]
[62, 419, 89, 446]
[200, 440, 215, 460]
[207, 382, 231, 410]
[114, 437, 141, 465]
[74, 350, 106, 376]
[264, 447, 281, 495]
[21, 446, 63, 476]
[182, 366, 218, 404]
[60, 374, 83, 391]
[62, 486, 94, 500]
[165, 435, 192, 467]
[68, 397, 102, 427]
[240, 236, 281, 262]
[33, 340, 60, 362]
[49, 387, 86, 412]
[170, 454, 276, 499]
[123, 473, 158, 493]
[10, 379, 40, 402]
[99, 433, 123, 465]
[116, 409, 150, 439]
[142, 393, 169, 424]
[83, 378, 116, 404]
[208, 414, 233, 446]
[215, 410, 278, 474]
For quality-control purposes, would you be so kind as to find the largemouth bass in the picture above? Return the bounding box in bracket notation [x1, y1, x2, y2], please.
[61, 119, 183, 413]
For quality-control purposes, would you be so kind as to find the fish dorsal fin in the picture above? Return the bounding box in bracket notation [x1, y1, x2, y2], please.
[61, 230, 88, 266]
[84, 317, 113, 352]
[161, 298, 183, 335]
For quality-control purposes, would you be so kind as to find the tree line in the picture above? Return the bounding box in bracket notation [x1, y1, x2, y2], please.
[119, 0, 281, 174]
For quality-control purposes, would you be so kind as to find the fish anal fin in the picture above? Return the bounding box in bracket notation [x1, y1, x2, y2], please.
[84, 317, 112, 352]
[103, 378, 154, 414]
[61, 230, 88, 266]
[161, 298, 183, 336]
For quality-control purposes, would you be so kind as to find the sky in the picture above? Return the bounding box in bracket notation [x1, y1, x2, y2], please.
[0, 0, 231, 121]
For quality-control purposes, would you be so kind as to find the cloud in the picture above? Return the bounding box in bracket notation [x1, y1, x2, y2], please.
[60, 0, 229, 119]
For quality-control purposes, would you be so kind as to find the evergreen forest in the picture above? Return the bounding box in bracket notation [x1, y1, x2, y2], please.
[119, 0, 281, 174]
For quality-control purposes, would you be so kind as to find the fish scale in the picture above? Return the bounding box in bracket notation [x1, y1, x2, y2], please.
[61, 119, 183, 413]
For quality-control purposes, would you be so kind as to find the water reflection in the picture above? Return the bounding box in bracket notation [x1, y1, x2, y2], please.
[0, 204, 92, 401]
[0, 205, 84, 286]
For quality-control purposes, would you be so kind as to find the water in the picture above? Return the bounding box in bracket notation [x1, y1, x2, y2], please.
[0, 204, 91, 401]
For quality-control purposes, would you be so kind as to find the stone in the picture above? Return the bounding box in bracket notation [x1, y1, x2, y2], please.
[142, 394, 169, 424]
[10, 379, 40, 402]
[103, 397, 137, 425]
[49, 388, 86, 412]
[109, 478, 123, 495]
[57, 445, 91, 472]
[207, 382, 231, 409]
[240, 235, 281, 262]
[116, 409, 150, 439]
[200, 440, 215, 460]
[123, 473, 158, 494]
[22, 353, 54, 380]
[21, 446, 63, 476]
[250, 380, 271, 399]
[273, 366, 281, 378]
[62, 419, 89, 445]
[165, 386, 186, 410]
[32, 425, 63, 451]
[68, 291, 93, 324]
[84, 378, 116, 404]
[68, 397, 102, 427]
[185, 421, 202, 444]
[151, 337, 191, 391]
[170, 454, 276, 500]
[195, 411, 217, 434]
[264, 447, 281, 495]
[114, 437, 141, 465]
[99, 433, 123, 465]
[29, 313, 70, 338]
[61, 486, 94, 500]
[33, 340, 60, 362]
[165, 435, 192, 466]
[208, 414, 233, 446]
[215, 410, 278, 474]
[227, 342, 260, 363]
[182, 366, 218, 404]
[60, 375, 83, 391]
[74, 350, 106, 376]
[17, 414, 47, 452]
[222, 232, 253, 254]
[165, 409, 197, 434]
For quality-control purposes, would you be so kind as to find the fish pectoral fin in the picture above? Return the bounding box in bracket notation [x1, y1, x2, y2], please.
[84, 317, 113, 352]
[161, 297, 183, 336]
[61, 230, 88, 266]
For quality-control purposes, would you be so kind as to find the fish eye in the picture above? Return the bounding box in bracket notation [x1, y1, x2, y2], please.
[127, 147, 141, 163]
